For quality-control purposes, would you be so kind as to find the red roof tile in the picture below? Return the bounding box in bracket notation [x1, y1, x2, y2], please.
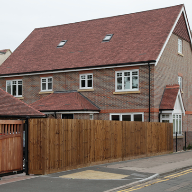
[160, 85, 180, 110]
[0, 88, 45, 117]
[31, 92, 99, 112]
[0, 5, 183, 75]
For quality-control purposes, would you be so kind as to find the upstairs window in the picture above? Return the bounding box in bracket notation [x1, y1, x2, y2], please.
[41, 77, 52, 91]
[102, 34, 113, 42]
[178, 39, 182, 54]
[6, 80, 22, 97]
[178, 76, 182, 90]
[115, 70, 139, 92]
[80, 74, 93, 89]
[57, 40, 67, 48]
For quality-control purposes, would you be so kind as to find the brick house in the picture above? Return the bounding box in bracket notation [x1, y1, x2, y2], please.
[0, 49, 12, 65]
[0, 4, 191, 141]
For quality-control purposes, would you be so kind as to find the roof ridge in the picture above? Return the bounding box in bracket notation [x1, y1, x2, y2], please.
[34, 4, 184, 31]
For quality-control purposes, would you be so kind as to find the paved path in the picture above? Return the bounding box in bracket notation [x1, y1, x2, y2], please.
[0, 150, 192, 192]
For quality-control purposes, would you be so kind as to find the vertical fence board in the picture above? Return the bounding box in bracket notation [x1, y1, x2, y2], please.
[28, 119, 173, 175]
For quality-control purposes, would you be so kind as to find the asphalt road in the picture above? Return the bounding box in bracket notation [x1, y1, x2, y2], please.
[117, 168, 192, 192]
[0, 164, 153, 192]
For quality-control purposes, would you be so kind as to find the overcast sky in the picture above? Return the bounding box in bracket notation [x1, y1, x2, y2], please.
[1, 0, 192, 52]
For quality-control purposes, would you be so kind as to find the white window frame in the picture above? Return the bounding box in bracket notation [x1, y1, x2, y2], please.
[115, 69, 139, 92]
[90, 114, 94, 120]
[178, 76, 182, 91]
[79, 73, 93, 89]
[160, 113, 182, 136]
[173, 114, 182, 136]
[110, 113, 144, 122]
[6, 79, 23, 97]
[178, 39, 182, 54]
[41, 77, 53, 92]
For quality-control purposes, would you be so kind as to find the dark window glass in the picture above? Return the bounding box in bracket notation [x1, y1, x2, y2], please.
[134, 114, 142, 121]
[18, 85, 22, 95]
[12, 85, 16, 96]
[111, 115, 120, 121]
[62, 114, 73, 119]
[81, 80, 85, 87]
[122, 115, 131, 121]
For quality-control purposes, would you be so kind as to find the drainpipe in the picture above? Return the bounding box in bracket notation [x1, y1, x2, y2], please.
[25, 116, 29, 175]
[148, 63, 151, 122]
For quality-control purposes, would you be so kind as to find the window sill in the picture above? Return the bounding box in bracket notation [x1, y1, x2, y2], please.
[78, 89, 94, 92]
[113, 91, 140, 95]
[173, 135, 184, 139]
[15, 97, 24, 100]
[39, 91, 53, 95]
[178, 53, 184, 57]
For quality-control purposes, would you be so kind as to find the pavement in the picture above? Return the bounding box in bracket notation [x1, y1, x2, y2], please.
[0, 150, 192, 192]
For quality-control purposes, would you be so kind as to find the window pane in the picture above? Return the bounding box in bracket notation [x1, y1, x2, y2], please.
[87, 75, 92, 79]
[122, 115, 131, 121]
[176, 117, 178, 134]
[81, 75, 85, 79]
[179, 117, 181, 134]
[173, 117, 175, 134]
[124, 72, 130, 76]
[48, 78, 52, 83]
[124, 77, 130, 89]
[7, 81, 11, 94]
[81, 80, 85, 87]
[42, 83, 46, 90]
[88, 79, 92, 87]
[12, 85, 16, 96]
[132, 71, 138, 75]
[42, 79, 46, 82]
[117, 77, 122, 90]
[18, 81, 22, 84]
[111, 115, 120, 121]
[132, 76, 138, 89]
[18, 85, 22, 95]
[48, 82, 52, 90]
[162, 120, 169, 123]
[134, 114, 142, 121]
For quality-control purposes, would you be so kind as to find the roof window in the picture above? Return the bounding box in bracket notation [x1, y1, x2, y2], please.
[102, 34, 113, 42]
[57, 40, 67, 48]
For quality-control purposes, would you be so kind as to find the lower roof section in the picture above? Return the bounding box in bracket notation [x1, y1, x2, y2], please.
[31, 91, 100, 112]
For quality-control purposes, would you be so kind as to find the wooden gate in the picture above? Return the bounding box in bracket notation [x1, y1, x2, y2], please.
[0, 120, 24, 174]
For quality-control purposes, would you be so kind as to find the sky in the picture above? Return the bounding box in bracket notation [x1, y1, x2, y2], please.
[1, 0, 192, 52]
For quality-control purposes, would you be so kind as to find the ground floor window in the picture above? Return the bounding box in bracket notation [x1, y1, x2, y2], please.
[110, 113, 143, 122]
[62, 114, 73, 119]
[173, 114, 182, 135]
[160, 113, 182, 135]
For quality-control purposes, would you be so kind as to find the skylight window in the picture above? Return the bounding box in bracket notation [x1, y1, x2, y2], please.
[102, 34, 113, 42]
[57, 40, 67, 48]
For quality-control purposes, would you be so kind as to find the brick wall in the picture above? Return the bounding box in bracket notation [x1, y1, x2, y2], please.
[0, 65, 154, 121]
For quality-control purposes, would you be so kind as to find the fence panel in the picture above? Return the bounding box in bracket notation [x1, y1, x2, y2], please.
[0, 120, 23, 174]
[28, 119, 173, 175]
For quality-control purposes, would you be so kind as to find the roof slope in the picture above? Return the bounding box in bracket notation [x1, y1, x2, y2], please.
[0, 88, 45, 117]
[160, 85, 180, 110]
[31, 92, 100, 112]
[0, 5, 183, 75]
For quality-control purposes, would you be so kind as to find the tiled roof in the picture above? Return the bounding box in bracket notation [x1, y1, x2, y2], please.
[31, 92, 100, 112]
[0, 49, 9, 54]
[0, 88, 45, 117]
[159, 85, 180, 110]
[0, 5, 183, 75]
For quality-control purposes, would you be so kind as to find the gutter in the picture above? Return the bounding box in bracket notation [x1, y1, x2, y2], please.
[0, 60, 156, 77]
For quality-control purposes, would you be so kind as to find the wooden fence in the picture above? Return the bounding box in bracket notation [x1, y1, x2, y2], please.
[28, 119, 173, 175]
[0, 120, 23, 174]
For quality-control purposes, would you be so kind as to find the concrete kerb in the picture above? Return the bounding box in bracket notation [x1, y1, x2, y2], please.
[104, 165, 192, 192]
[103, 173, 159, 192]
